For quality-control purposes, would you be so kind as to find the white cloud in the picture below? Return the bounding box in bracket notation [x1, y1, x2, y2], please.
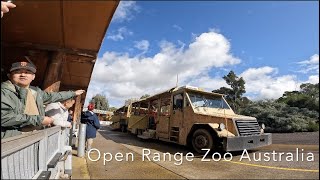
[134, 40, 149, 52]
[240, 67, 299, 100]
[305, 75, 319, 84]
[187, 75, 227, 92]
[112, 1, 140, 23]
[208, 28, 221, 33]
[173, 24, 183, 31]
[296, 54, 319, 74]
[87, 31, 240, 107]
[88, 29, 318, 107]
[298, 54, 319, 65]
[107, 27, 133, 41]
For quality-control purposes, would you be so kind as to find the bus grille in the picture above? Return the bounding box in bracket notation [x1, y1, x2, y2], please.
[235, 120, 261, 136]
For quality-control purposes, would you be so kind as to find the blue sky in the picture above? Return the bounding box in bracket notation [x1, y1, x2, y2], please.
[86, 1, 319, 108]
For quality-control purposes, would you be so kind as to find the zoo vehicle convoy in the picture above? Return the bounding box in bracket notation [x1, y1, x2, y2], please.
[112, 86, 272, 153]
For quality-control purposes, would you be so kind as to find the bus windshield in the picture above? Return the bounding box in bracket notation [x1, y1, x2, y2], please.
[188, 93, 230, 109]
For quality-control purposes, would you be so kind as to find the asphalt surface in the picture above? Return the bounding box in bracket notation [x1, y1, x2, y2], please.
[272, 132, 319, 145]
[83, 126, 319, 179]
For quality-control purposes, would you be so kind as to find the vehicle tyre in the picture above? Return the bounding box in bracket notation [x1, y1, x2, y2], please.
[191, 129, 214, 154]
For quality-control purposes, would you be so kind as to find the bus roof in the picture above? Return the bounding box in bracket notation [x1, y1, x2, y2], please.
[143, 86, 224, 101]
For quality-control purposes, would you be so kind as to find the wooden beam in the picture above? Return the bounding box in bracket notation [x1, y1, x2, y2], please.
[43, 52, 65, 92]
[73, 95, 82, 124]
[68, 58, 96, 64]
[60, 84, 86, 91]
[2, 42, 97, 58]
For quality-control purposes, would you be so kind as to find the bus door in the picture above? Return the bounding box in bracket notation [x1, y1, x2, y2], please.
[156, 97, 171, 139]
[171, 93, 184, 127]
[168, 93, 184, 142]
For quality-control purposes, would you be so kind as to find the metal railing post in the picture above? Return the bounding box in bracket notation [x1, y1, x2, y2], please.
[69, 122, 74, 146]
[77, 123, 87, 157]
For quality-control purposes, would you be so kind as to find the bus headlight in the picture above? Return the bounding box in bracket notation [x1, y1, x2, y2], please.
[219, 123, 225, 130]
[260, 123, 265, 134]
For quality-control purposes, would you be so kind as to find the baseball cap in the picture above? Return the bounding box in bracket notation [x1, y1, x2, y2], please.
[10, 61, 37, 73]
[88, 103, 95, 111]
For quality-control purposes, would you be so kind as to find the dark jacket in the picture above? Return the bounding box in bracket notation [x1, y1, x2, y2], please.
[1, 80, 76, 139]
[67, 114, 73, 122]
[81, 111, 100, 138]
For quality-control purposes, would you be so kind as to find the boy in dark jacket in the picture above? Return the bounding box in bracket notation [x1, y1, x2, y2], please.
[81, 103, 100, 151]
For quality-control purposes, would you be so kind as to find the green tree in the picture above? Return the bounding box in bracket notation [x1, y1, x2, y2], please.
[212, 71, 247, 113]
[241, 100, 319, 133]
[278, 83, 319, 112]
[124, 98, 139, 106]
[108, 107, 117, 112]
[90, 94, 109, 110]
[300, 83, 319, 98]
[140, 94, 150, 99]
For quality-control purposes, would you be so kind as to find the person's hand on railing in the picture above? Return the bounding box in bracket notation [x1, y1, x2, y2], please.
[42, 116, 54, 126]
[68, 124, 72, 128]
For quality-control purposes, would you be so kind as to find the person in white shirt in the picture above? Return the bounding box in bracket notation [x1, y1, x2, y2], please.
[45, 98, 75, 146]
[45, 98, 75, 128]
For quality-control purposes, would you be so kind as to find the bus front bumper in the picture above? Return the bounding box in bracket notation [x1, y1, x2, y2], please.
[223, 133, 272, 152]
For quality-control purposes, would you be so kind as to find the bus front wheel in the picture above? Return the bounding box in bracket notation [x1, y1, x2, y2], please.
[191, 129, 214, 154]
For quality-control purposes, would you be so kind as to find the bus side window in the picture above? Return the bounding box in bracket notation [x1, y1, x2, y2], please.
[176, 99, 183, 108]
[173, 93, 183, 110]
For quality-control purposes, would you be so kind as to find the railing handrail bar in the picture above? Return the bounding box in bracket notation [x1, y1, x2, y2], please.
[1, 126, 61, 157]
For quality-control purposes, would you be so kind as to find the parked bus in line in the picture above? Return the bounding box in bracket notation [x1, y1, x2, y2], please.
[118, 85, 271, 154]
[110, 104, 132, 132]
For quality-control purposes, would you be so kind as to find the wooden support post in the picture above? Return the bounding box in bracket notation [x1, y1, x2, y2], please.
[73, 95, 82, 124]
[43, 52, 65, 92]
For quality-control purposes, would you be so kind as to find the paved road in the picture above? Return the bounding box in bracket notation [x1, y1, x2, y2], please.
[87, 126, 319, 179]
[272, 132, 319, 145]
